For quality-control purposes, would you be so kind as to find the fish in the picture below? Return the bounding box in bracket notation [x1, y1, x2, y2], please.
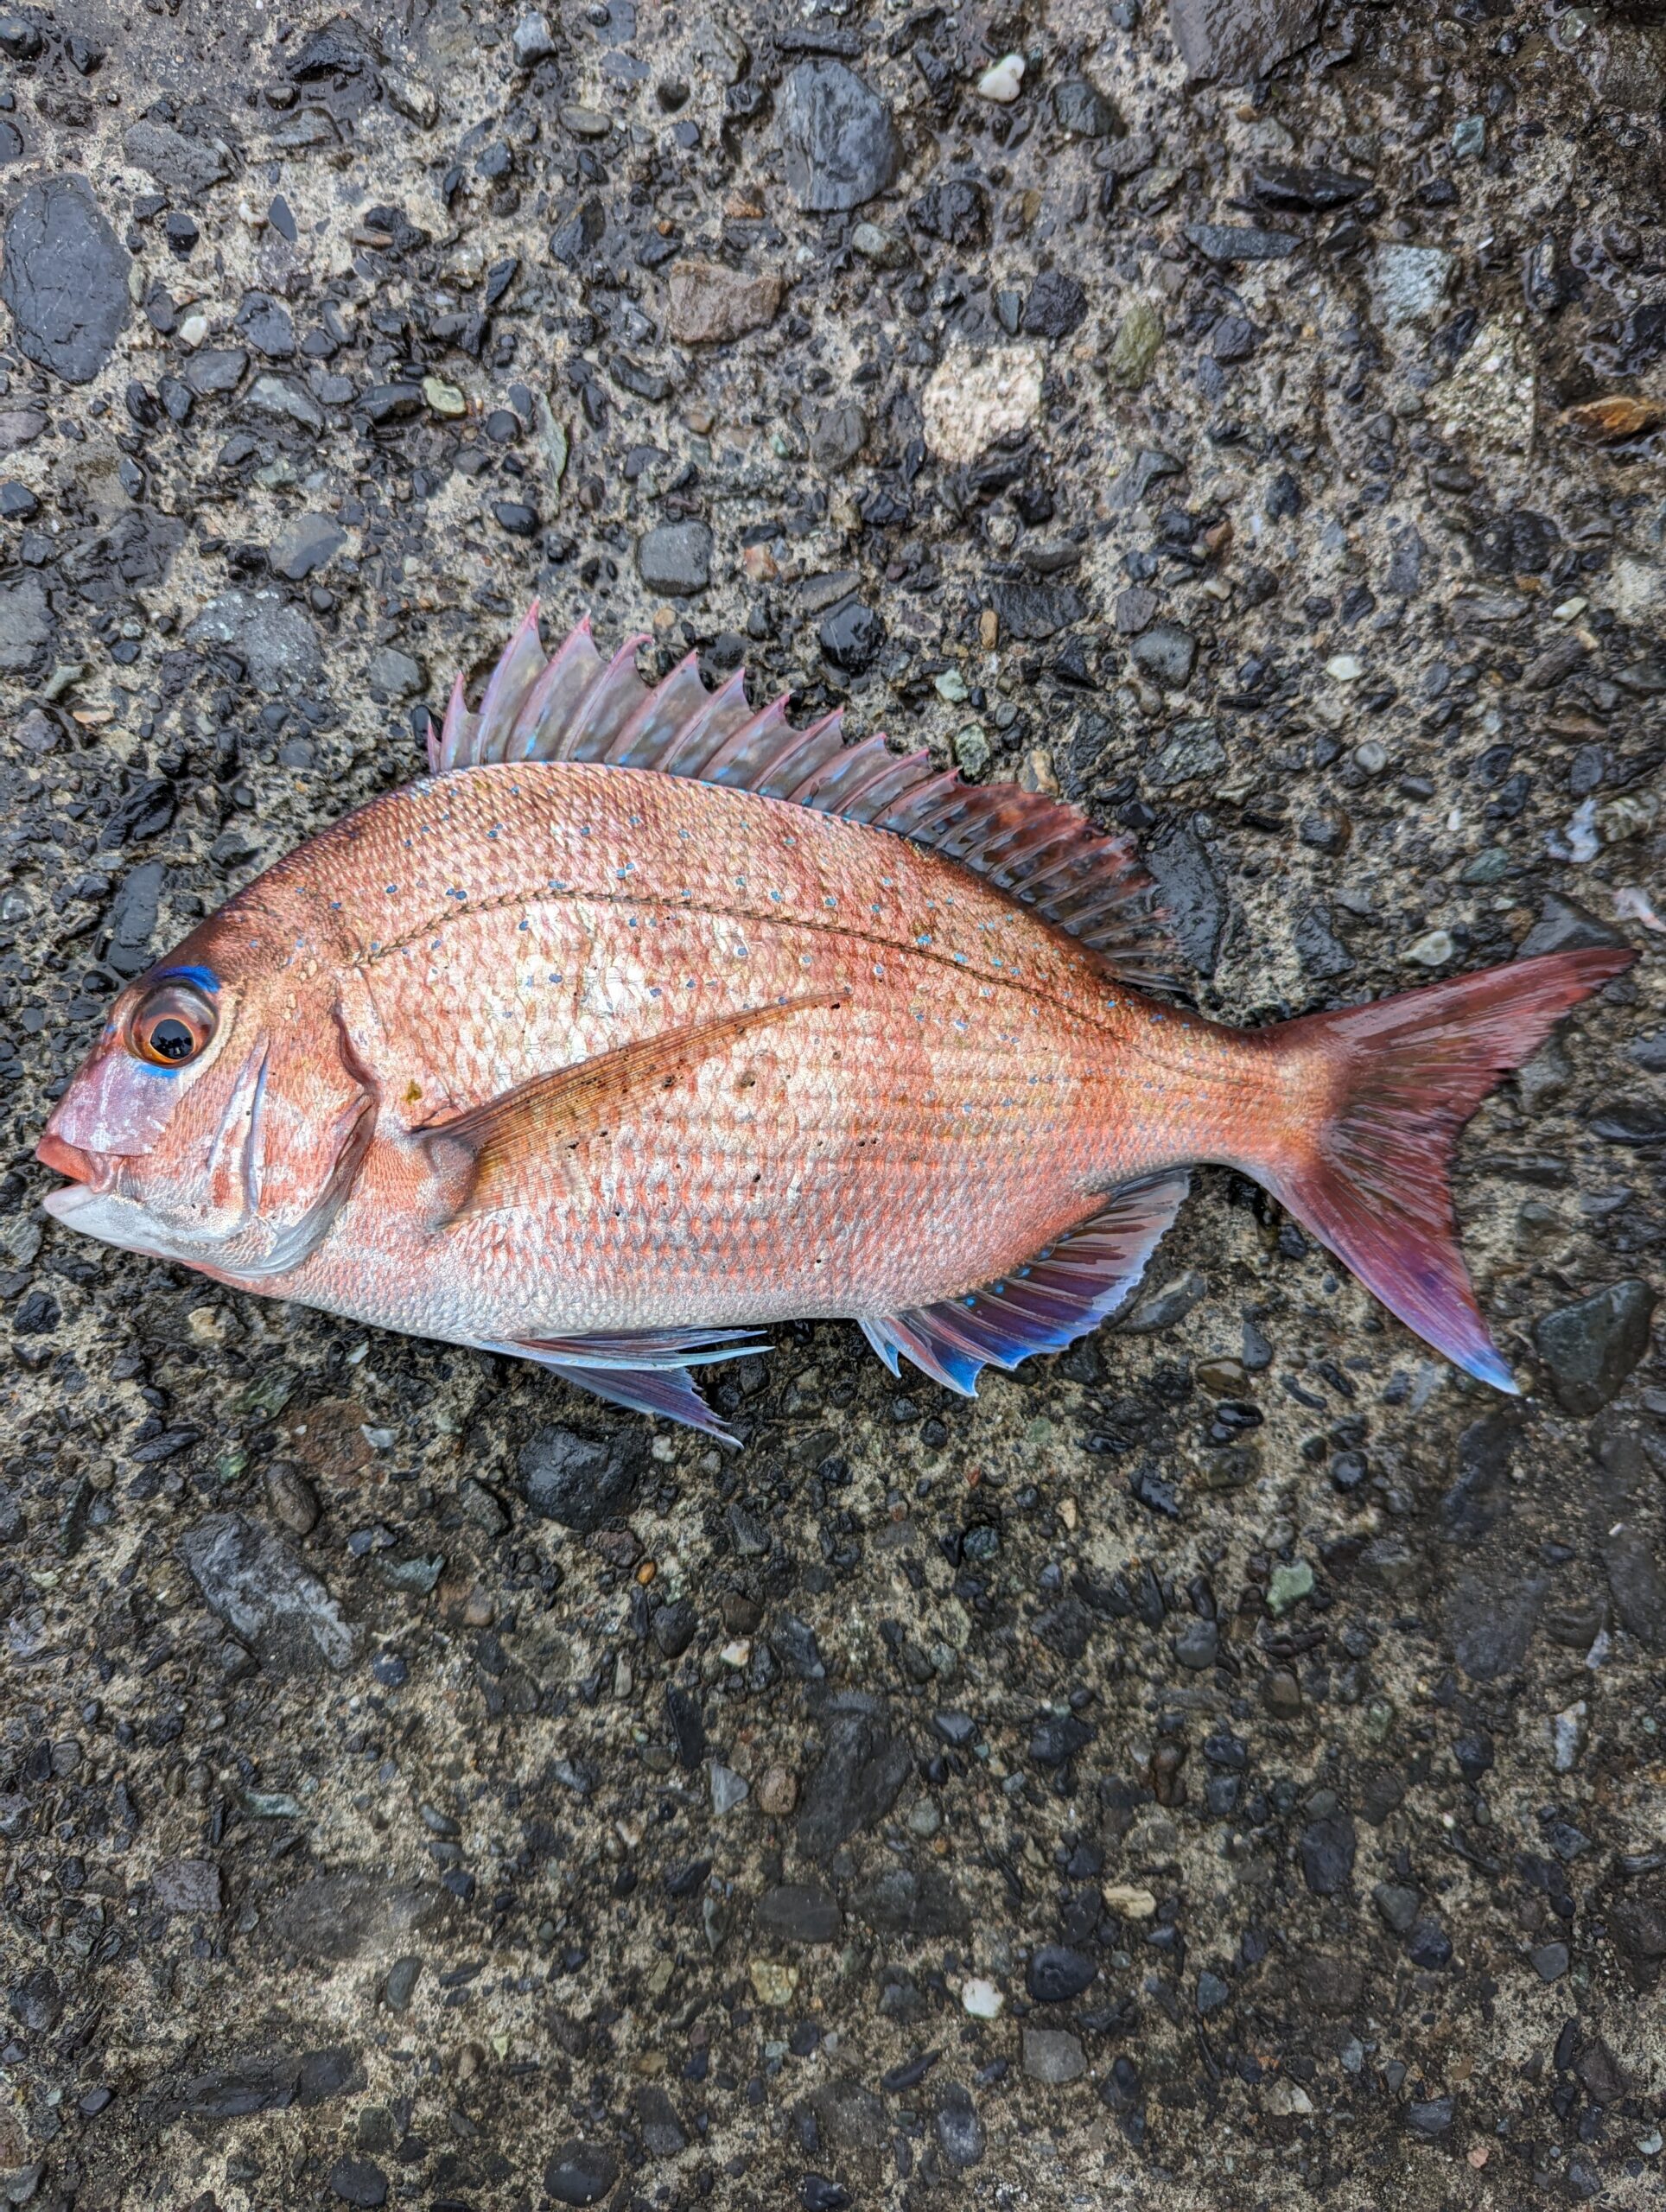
[36, 603, 1635, 1440]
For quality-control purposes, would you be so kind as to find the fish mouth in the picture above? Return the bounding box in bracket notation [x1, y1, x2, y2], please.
[36, 1135, 169, 1249]
[35, 1130, 103, 1197]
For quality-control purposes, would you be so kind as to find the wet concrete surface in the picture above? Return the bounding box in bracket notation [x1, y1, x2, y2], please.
[0, 3, 1663, 2206]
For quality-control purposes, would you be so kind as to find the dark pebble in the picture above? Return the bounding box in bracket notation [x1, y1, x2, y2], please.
[1026, 1944, 1096, 2003]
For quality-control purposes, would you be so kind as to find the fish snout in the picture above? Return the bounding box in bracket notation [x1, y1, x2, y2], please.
[35, 1128, 101, 1188]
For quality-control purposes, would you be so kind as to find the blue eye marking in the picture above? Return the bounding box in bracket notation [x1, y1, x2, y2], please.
[156, 963, 219, 994]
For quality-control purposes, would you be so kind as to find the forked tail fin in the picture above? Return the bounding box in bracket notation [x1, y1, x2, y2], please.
[1260, 949, 1635, 1389]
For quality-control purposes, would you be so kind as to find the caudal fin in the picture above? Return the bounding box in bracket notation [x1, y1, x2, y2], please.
[1261, 949, 1635, 1390]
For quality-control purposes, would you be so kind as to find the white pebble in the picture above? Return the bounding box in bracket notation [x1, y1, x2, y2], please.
[1324, 653, 1364, 683]
[976, 54, 1025, 103]
[1403, 928, 1453, 967]
[961, 1976, 1004, 2018]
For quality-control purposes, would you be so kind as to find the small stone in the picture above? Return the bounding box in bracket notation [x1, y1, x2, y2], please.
[1266, 1560, 1314, 1617]
[1264, 2078, 1314, 2118]
[1185, 222, 1298, 263]
[1530, 1940, 1570, 1982]
[976, 54, 1025, 104]
[1053, 79, 1118, 137]
[1324, 653, 1364, 682]
[235, 290, 296, 360]
[635, 2084, 688, 2158]
[1407, 2097, 1454, 2139]
[1373, 1882, 1421, 1935]
[365, 645, 423, 701]
[1177, 1948, 1231, 2026]
[186, 589, 322, 696]
[185, 346, 247, 395]
[1370, 244, 1454, 329]
[2, 175, 130, 384]
[328, 2159, 388, 2209]
[756, 1882, 841, 1944]
[757, 1764, 798, 1816]
[1536, 1281, 1655, 1414]
[1172, 1618, 1219, 1669]
[152, 1857, 222, 1914]
[1169, 0, 1320, 86]
[1103, 1884, 1158, 1920]
[180, 1513, 354, 1675]
[422, 375, 467, 417]
[747, 1958, 798, 2006]
[922, 344, 1044, 465]
[358, 383, 423, 425]
[953, 725, 990, 776]
[384, 1956, 422, 2010]
[544, 2142, 619, 2207]
[1299, 1813, 1357, 1897]
[797, 1705, 910, 1860]
[561, 106, 612, 138]
[989, 578, 1087, 643]
[1403, 928, 1454, 968]
[1550, 1700, 1589, 1774]
[247, 375, 324, 434]
[1021, 270, 1089, 340]
[666, 259, 782, 346]
[638, 519, 713, 596]
[519, 1424, 637, 1530]
[1122, 1267, 1207, 1332]
[0, 574, 54, 674]
[1405, 1920, 1453, 1970]
[709, 1763, 750, 1815]
[817, 597, 886, 673]
[1148, 723, 1225, 791]
[1026, 1944, 1097, 2003]
[269, 513, 346, 582]
[1023, 2028, 1085, 2084]
[934, 2087, 985, 2170]
[0, 410, 41, 463]
[266, 1465, 320, 1535]
[512, 10, 556, 67]
[1130, 622, 1197, 687]
[850, 219, 906, 265]
[961, 1976, 1003, 2018]
[808, 399, 867, 474]
[778, 60, 900, 213]
[1106, 302, 1164, 390]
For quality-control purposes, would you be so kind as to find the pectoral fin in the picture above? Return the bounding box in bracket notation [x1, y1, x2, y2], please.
[422, 993, 840, 1224]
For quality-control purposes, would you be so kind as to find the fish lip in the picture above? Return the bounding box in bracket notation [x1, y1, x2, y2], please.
[35, 1131, 99, 1187]
[36, 1181, 179, 1260]
[41, 1181, 101, 1225]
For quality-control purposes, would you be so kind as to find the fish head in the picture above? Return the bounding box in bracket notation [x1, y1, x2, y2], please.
[35, 918, 376, 1284]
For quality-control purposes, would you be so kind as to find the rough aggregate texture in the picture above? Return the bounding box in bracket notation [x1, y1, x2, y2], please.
[0, 2, 1663, 2209]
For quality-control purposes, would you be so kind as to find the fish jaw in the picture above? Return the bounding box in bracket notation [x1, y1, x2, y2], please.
[41, 1179, 202, 1266]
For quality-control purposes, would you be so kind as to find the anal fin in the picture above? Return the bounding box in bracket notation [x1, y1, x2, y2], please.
[859, 1169, 1191, 1396]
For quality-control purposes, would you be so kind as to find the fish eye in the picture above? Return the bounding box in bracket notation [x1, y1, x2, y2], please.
[128, 982, 217, 1069]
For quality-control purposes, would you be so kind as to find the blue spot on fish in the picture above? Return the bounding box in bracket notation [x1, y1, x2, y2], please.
[155, 962, 219, 994]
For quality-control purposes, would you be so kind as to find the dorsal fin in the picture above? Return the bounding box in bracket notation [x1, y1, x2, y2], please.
[426, 604, 1181, 988]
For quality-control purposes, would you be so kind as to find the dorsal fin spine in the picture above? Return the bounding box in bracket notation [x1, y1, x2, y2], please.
[430, 608, 1181, 988]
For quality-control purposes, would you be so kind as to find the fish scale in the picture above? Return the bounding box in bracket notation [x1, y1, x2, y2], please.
[39, 608, 1637, 1436]
[284, 761, 1203, 1340]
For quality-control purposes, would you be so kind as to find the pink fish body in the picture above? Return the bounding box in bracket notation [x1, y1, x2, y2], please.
[37, 607, 1634, 1436]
